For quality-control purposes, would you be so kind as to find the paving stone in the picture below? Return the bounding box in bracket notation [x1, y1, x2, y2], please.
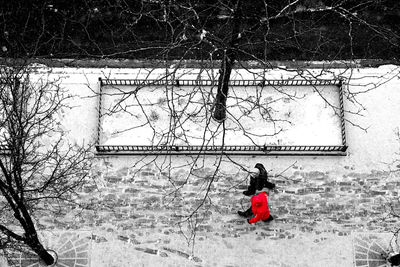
[353, 233, 395, 267]
[6, 232, 91, 267]
[6, 164, 399, 265]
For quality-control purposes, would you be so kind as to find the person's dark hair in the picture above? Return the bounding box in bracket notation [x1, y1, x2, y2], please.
[254, 163, 267, 175]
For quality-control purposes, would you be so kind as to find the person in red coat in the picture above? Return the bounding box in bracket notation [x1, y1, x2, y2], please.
[247, 192, 273, 224]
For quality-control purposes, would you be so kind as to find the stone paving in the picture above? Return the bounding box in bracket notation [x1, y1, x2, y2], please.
[77, 160, 399, 238]
[9, 230, 399, 267]
[353, 233, 398, 267]
[2, 158, 400, 266]
[6, 232, 91, 267]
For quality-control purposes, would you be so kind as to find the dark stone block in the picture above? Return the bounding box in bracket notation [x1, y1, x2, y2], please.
[118, 235, 129, 242]
[370, 190, 386, 196]
[141, 171, 156, 177]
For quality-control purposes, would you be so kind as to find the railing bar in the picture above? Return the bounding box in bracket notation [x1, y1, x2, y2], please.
[99, 79, 341, 87]
[94, 145, 346, 153]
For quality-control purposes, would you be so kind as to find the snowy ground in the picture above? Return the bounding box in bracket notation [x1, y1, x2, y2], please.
[4, 229, 397, 267]
[90, 230, 354, 267]
[100, 79, 342, 147]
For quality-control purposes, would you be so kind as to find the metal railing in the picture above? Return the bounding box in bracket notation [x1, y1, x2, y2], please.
[96, 145, 347, 156]
[99, 78, 342, 87]
[96, 77, 348, 156]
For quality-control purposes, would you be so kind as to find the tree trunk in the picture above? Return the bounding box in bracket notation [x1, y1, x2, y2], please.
[25, 232, 54, 265]
[212, 0, 242, 122]
[213, 53, 234, 122]
[27, 238, 54, 265]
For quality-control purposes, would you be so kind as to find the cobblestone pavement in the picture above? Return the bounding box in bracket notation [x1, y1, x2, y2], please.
[2, 158, 399, 266]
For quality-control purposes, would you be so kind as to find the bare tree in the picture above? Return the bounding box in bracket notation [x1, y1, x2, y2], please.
[2, 0, 398, 120]
[89, 0, 399, 250]
[2, 0, 400, 257]
[0, 61, 92, 265]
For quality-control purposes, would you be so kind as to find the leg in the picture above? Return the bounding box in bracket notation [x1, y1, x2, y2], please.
[256, 177, 264, 191]
[263, 180, 275, 190]
[237, 206, 253, 217]
[243, 177, 256, 196]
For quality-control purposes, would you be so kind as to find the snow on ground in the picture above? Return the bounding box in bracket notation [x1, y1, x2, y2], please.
[90, 231, 354, 267]
[100, 82, 342, 147]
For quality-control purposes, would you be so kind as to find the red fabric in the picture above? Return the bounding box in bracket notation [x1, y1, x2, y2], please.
[248, 192, 270, 224]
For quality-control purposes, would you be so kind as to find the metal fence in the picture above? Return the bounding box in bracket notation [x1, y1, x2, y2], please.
[99, 78, 342, 87]
[96, 77, 347, 156]
[0, 76, 348, 156]
[97, 144, 347, 151]
[95, 144, 347, 156]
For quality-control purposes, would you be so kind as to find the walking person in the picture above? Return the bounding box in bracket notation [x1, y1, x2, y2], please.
[247, 191, 273, 224]
[238, 163, 275, 222]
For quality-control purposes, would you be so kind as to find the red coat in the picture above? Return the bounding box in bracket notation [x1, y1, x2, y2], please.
[248, 192, 270, 224]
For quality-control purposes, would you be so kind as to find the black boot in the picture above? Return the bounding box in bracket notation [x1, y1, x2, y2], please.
[263, 180, 276, 190]
[263, 215, 274, 222]
[243, 177, 256, 196]
[237, 207, 253, 217]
